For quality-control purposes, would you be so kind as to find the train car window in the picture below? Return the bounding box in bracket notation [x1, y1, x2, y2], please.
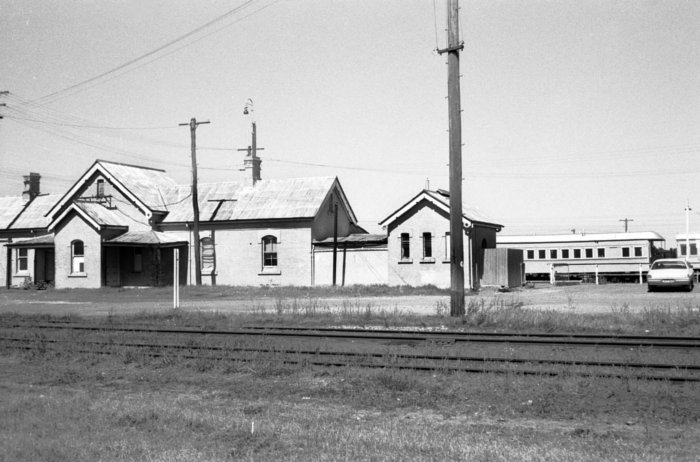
[549, 249, 557, 259]
[526, 250, 534, 259]
[692, 244, 698, 256]
[561, 249, 569, 259]
[680, 244, 687, 256]
[597, 248, 605, 258]
[634, 247, 642, 257]
[622, 247, 630, 257]
[573, 249, 581, 259]
[585, 248, 593, 258]
[538, 249, 546, 259]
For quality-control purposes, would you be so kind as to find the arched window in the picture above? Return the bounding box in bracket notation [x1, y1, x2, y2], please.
[71, 240, 85, 274]
[262, 236, 278, 268]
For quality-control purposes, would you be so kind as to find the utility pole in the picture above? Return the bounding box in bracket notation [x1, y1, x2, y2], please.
[179, 117, 210, 286]
[685, 202, 692, 261]
[619, 218, 634, 232]
[332, 201, 338, 286]
[438, 0, 465, 316]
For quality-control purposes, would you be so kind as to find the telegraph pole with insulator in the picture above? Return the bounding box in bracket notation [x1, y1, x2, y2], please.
[179, 117, 210, 286]
[438, 0, 466, 316]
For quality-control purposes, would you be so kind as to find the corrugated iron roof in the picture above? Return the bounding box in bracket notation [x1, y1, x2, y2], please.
[0, 196, 26, 229]
[106, 230, 188, 246]
[9, 194, 62, 230]
[423, 190, 500, 225]
[163, 177, 338, 223]
[379, 189, 503, 229]
[98, 160, 176, 212]
[314, 233, 387, 247]
[73, 201, 151, 230]
[6, 234, 54, 247]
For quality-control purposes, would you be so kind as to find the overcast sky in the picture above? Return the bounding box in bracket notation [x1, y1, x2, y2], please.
[1, 0, 699, 245]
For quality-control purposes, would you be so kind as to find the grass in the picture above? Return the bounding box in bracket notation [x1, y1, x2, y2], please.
[2, 346, 700, 462]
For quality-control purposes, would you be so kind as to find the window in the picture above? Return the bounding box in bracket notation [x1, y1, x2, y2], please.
[400, 233, 410, 260]
[526, 250, 534, 260]
[561, 249, 570, 259]
[550, 249, 557, 259]
[422, 232, 432, 259]
[96, 179, 105, 197]
[16, 248, 28, 272]
[71, 240, 85, 273]
[680, 244, 688, 256]
[573, 249, 581, 259]
[634, 247, 642, 257]
[622, 247, 630, 258]
[538, 249, 546, 259]
[692, 244, 698, 256]
[262, 236, 278, 267]
[585, 248, 593, 259]
[133, 248, 142, 272]
[597, 248, 605, 258]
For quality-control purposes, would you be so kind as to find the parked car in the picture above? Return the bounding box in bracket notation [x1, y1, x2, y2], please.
[647, 259, 695, 292]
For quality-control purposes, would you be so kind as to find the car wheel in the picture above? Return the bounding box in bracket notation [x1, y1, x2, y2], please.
[689, 282, 695, 292]
[647, 285, 654, 293]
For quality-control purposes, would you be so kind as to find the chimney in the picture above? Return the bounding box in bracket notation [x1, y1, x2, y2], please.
[22, 172, 40, 203]
[243, 146, 262, 187]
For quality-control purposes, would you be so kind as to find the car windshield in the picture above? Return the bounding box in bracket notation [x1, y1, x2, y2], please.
[651, 261, 687, 270]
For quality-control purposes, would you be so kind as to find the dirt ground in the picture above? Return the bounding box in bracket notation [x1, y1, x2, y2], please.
[1, 282, 699, 317]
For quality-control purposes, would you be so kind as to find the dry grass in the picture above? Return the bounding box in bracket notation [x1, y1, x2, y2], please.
[1, 348, 700, 462]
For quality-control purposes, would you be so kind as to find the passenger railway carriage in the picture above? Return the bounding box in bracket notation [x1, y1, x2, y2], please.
[675, 233, 700, 270]
[497, 232, 665, 282]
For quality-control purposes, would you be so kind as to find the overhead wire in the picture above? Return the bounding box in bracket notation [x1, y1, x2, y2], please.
[34, 0, 260, 104]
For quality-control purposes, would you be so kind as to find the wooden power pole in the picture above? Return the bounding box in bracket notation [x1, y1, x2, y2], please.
[179, 117, 210, 286]
[438, 0, 466, 316]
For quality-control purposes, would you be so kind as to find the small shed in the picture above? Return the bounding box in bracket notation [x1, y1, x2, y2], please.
[481, 248, 523, 288]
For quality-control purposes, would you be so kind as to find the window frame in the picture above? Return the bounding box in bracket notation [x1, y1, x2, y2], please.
[538, 249, 546, 259]
[597, 248, 605, 258]
[622, 247, 630, 258]
[400, 232, 411, 262]
[561, 249, 570, 259]
[549, 249, 558, 259]
[421, 232, 434, 262]
[526, 249, 534, 260]
[634, 246, 643, 257]
[16, 248, 28, 273]
[133, 248, 143, 273]
[585, 248, 593, 259]
[261, 235, 278, 269]
[573, 248, 581, 259]
[71, 240, 85, 274]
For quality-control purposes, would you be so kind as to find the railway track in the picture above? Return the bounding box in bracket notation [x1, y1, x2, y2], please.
[2, 321, 700, 382]
[2, 321, 700, 348]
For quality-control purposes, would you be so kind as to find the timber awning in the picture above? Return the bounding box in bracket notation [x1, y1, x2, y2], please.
[5, 235, 55, 248]
[104, 231, 187, 247]
[313, 233, 387, 248]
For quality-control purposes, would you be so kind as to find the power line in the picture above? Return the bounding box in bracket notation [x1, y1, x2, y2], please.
[35, 0, 259, 103]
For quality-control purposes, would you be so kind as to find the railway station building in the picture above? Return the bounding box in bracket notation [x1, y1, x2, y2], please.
[1, 156, 364, 289]
[378, 189, 504, 290]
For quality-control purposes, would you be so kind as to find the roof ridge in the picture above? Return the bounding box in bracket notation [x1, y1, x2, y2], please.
[97, 159, 167, 173]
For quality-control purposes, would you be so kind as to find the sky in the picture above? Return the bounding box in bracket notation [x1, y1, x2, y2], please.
[1, 0, 699, 246]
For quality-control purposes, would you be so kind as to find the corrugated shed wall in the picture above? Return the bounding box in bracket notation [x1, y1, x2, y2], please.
[481, 248, 524, 288]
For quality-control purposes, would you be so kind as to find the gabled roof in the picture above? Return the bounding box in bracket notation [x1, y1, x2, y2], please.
[9, 194, 62, 230]
[45, 160, 177, 220]
[379, 189, 502, 230]
[0, 196, 27, 229]
[162, 177, 357, 224]
[497, 232, 665, 245]
[48, 201, 150, 233]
